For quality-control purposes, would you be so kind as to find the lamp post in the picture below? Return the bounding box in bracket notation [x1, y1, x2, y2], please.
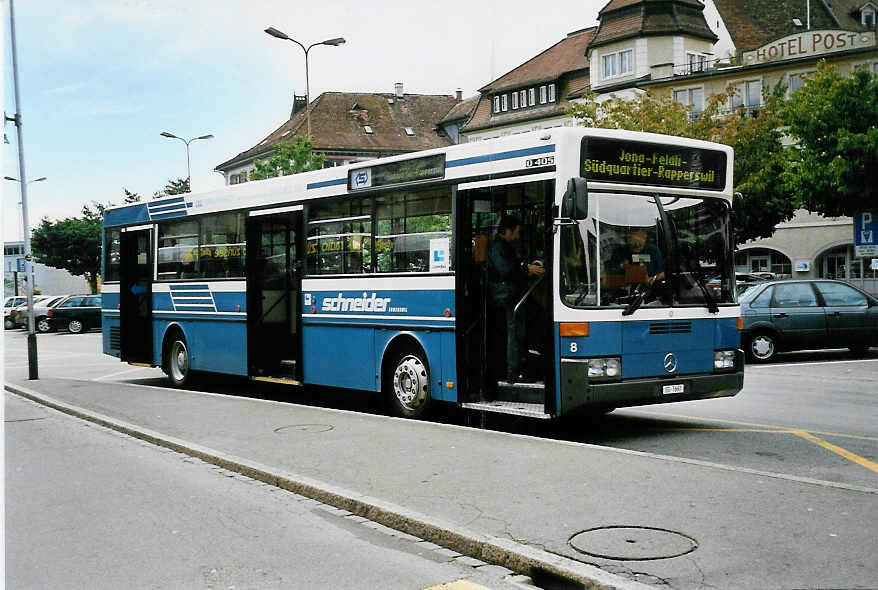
[264, 27, 345, 138]
[159, 132, 214, 190]
[4, 176, 46, 241]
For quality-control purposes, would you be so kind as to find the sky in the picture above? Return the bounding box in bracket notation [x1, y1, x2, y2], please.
[2, 0, 602, 241]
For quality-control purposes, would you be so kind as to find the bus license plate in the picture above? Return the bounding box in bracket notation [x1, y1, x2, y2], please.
[662, 384, 684, 395]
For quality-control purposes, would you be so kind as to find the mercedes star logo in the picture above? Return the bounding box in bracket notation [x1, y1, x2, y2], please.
[663, 352, 678, 373]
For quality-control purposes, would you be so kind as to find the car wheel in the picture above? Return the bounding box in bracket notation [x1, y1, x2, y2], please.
[165, 334, 192, 387]
[386, 349, 432, 419]
[36, 317, 53, 333]
[747, 331, 777, 363]
[849, 343, 870, 357]
[67, 319, 85, 334]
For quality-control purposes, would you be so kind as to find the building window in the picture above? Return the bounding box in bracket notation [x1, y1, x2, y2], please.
[687, 52, 707, 74]
[539, 86, 547, 104]
[788, 71, 814, 94]
[511, 92, 519, 109]
[548, 83, 556, 102]
[501, 94, 508, 111]
[528, 88, 535, 106]
[364, 125, 373, 134]
[404, 127, 414, 136]
[873, 62, 878, 75]
[862, 5, 876, 26]
[519, 90, 527, 108]
[730, 79, 762, 113]
[493, 96, 500, 113]
[602, 49, 633, 79]
[673, 87, 704, 116]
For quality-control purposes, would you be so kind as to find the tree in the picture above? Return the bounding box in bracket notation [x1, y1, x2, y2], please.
[249, 136, 325, 181]
[567, 86, 798, 243]
[122, 187, 141, 203]
[153, 177, 190, 198]
[782, 61, 878, 217]
[31, 202, 106, 293]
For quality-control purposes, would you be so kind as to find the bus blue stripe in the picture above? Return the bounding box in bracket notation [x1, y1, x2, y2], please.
[169, 284, 209, 290]
[149, 197, 185, 208]
[445, 144, 555, 168]
[150, 211, 187, 220]
[307, 178, 347, 190]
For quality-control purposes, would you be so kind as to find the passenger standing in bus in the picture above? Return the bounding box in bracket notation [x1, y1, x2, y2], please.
[486, 215, 545, 383]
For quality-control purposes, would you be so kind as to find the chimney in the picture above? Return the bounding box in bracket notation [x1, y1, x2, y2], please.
[455, 88, 463, 101]
[394, 82, 404, 99]
[291, 93, 307, 119]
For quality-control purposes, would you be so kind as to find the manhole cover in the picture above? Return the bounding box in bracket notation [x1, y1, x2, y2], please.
[274, 424, 334, 434]
[569, 526, 697, 561]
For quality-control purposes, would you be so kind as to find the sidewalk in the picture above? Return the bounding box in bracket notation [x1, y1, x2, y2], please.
[6, 376, 878, 590]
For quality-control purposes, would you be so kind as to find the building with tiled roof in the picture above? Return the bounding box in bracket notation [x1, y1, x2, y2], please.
[215, 85, 459, 185]
[460, 27, 595, 141]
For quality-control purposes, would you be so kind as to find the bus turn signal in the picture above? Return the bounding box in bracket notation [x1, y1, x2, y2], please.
[560, 322, 589, 337]
[737, 317, 744, 330]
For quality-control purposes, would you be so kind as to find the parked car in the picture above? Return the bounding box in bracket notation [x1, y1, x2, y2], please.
[740, 279, 878, 362]
[9, 296, 49, 326]
[4, 296, 27, 329]
[14, 295, 67, 332]
[46, 294, 102, 333]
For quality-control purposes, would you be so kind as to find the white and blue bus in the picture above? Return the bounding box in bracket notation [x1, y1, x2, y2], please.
[102, 127, 743, 419]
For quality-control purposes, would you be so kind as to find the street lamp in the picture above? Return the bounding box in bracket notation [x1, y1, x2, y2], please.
[5, 176, 46, 241]
[264, 27, 345, 138]
[159, 132, 214, 190]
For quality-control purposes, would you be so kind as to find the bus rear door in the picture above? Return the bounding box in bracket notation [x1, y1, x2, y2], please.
[119, 227, 153, 364]
[246, 208, 303, 383]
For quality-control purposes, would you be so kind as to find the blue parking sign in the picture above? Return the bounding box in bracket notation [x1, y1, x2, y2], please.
[854, 211, 878, 257]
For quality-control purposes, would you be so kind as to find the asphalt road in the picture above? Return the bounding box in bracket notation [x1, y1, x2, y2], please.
[5, 330, 876, 491]
[5, 391, 530, 590]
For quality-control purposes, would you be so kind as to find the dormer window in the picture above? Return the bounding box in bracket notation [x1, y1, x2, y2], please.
[512, 92, 519, 109]
[687, 52, 707, 74]
[602, 49, 633, 79]
[404, 127, 414, 136]
[363, 125, 373, 134]
[863, 4, 877, 26]
[493, 96, 501, 113]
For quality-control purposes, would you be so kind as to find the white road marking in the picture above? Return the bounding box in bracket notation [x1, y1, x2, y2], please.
[747, 358, 878, 369]
[92, 366, 158, 381]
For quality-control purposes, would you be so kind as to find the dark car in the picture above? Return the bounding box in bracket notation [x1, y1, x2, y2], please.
[46, 294, 102, 334]
[740, 279, 878, 362]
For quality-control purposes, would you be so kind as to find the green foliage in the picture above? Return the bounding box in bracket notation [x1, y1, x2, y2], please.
[122, 187, 141, 203]
[250, 136, 325, 180]
[153, 178, 190, 198]
[782, 61, 878, 217]
[31, 202, 107, 293]
[567, 85, 798, 244]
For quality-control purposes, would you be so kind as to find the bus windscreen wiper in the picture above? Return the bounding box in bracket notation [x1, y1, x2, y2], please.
[691, 267, 720, 314]
[622, 288, 646, 316]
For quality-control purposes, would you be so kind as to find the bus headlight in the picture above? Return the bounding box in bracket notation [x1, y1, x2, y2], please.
[714, 350, 736, 370]
[588, 357, 621, 379]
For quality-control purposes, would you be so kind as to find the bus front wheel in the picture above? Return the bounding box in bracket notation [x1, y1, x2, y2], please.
[164, 333, 192, 387]
[386, 349, 431, 419]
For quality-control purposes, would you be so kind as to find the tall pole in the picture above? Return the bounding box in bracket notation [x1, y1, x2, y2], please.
[304, 48, 311, 137]
[8, 0, 38, 379]
[160, 132, 213, 191]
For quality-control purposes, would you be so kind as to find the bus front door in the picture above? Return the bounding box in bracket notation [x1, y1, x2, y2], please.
[119, 227, 153, 364]
[246, 210, 302, 382]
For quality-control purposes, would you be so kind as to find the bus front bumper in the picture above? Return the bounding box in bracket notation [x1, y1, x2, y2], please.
[560, 359, 744, 414]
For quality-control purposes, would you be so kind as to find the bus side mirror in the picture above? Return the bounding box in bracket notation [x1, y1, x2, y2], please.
[733, 192, 744, 209]
[562, 177, 588, 220]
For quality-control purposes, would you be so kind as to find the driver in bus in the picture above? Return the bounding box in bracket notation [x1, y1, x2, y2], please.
[486, 215, 545, 383]
[617, 229, 664, 285]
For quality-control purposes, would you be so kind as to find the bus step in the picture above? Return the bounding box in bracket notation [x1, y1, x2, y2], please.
[496, 380, 545, 404]
[461, 401, 550, 419]
[252, 376, 302, 386]
[279, 359, 297, 377]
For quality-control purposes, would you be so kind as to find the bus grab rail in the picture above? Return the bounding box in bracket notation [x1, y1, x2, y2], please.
[513, 274, 545, 321]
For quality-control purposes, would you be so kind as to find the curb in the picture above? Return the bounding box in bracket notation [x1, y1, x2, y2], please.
[5, 381, 658, 590]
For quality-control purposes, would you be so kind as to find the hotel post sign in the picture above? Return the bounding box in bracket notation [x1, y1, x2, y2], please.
[743, 30, 876, 65]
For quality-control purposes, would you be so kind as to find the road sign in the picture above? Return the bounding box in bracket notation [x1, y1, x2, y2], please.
[854, 211, 878, 257]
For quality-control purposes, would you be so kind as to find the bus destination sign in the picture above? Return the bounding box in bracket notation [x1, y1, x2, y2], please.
[581, 137, 727, 190]
[349, 154, 445, 190]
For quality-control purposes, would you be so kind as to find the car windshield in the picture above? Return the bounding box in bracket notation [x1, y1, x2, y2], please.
[560, 192, 734, 309]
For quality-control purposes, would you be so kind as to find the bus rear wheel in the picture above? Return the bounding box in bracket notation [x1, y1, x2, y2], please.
[386, 349, 431, 419]
[164, 333, 192, 387]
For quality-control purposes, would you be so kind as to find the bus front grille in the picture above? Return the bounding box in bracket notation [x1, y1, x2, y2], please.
[649, 321, 691, 335]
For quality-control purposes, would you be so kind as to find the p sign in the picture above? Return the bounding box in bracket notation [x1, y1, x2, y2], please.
[429, 237, 450, 272]
[854, 211, 878, 257]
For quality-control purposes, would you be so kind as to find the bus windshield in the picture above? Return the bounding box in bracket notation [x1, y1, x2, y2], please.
[560, 193, 734, 309]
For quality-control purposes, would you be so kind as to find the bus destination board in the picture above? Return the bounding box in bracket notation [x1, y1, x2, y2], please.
[349, 154, 445, 190]
[581, 137, 727, 190]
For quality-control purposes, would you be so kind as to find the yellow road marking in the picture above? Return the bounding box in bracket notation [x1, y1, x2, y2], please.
[422, 581, 494, 590]
[791, 430, 878, 475]
[627, 409, 878, 442]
